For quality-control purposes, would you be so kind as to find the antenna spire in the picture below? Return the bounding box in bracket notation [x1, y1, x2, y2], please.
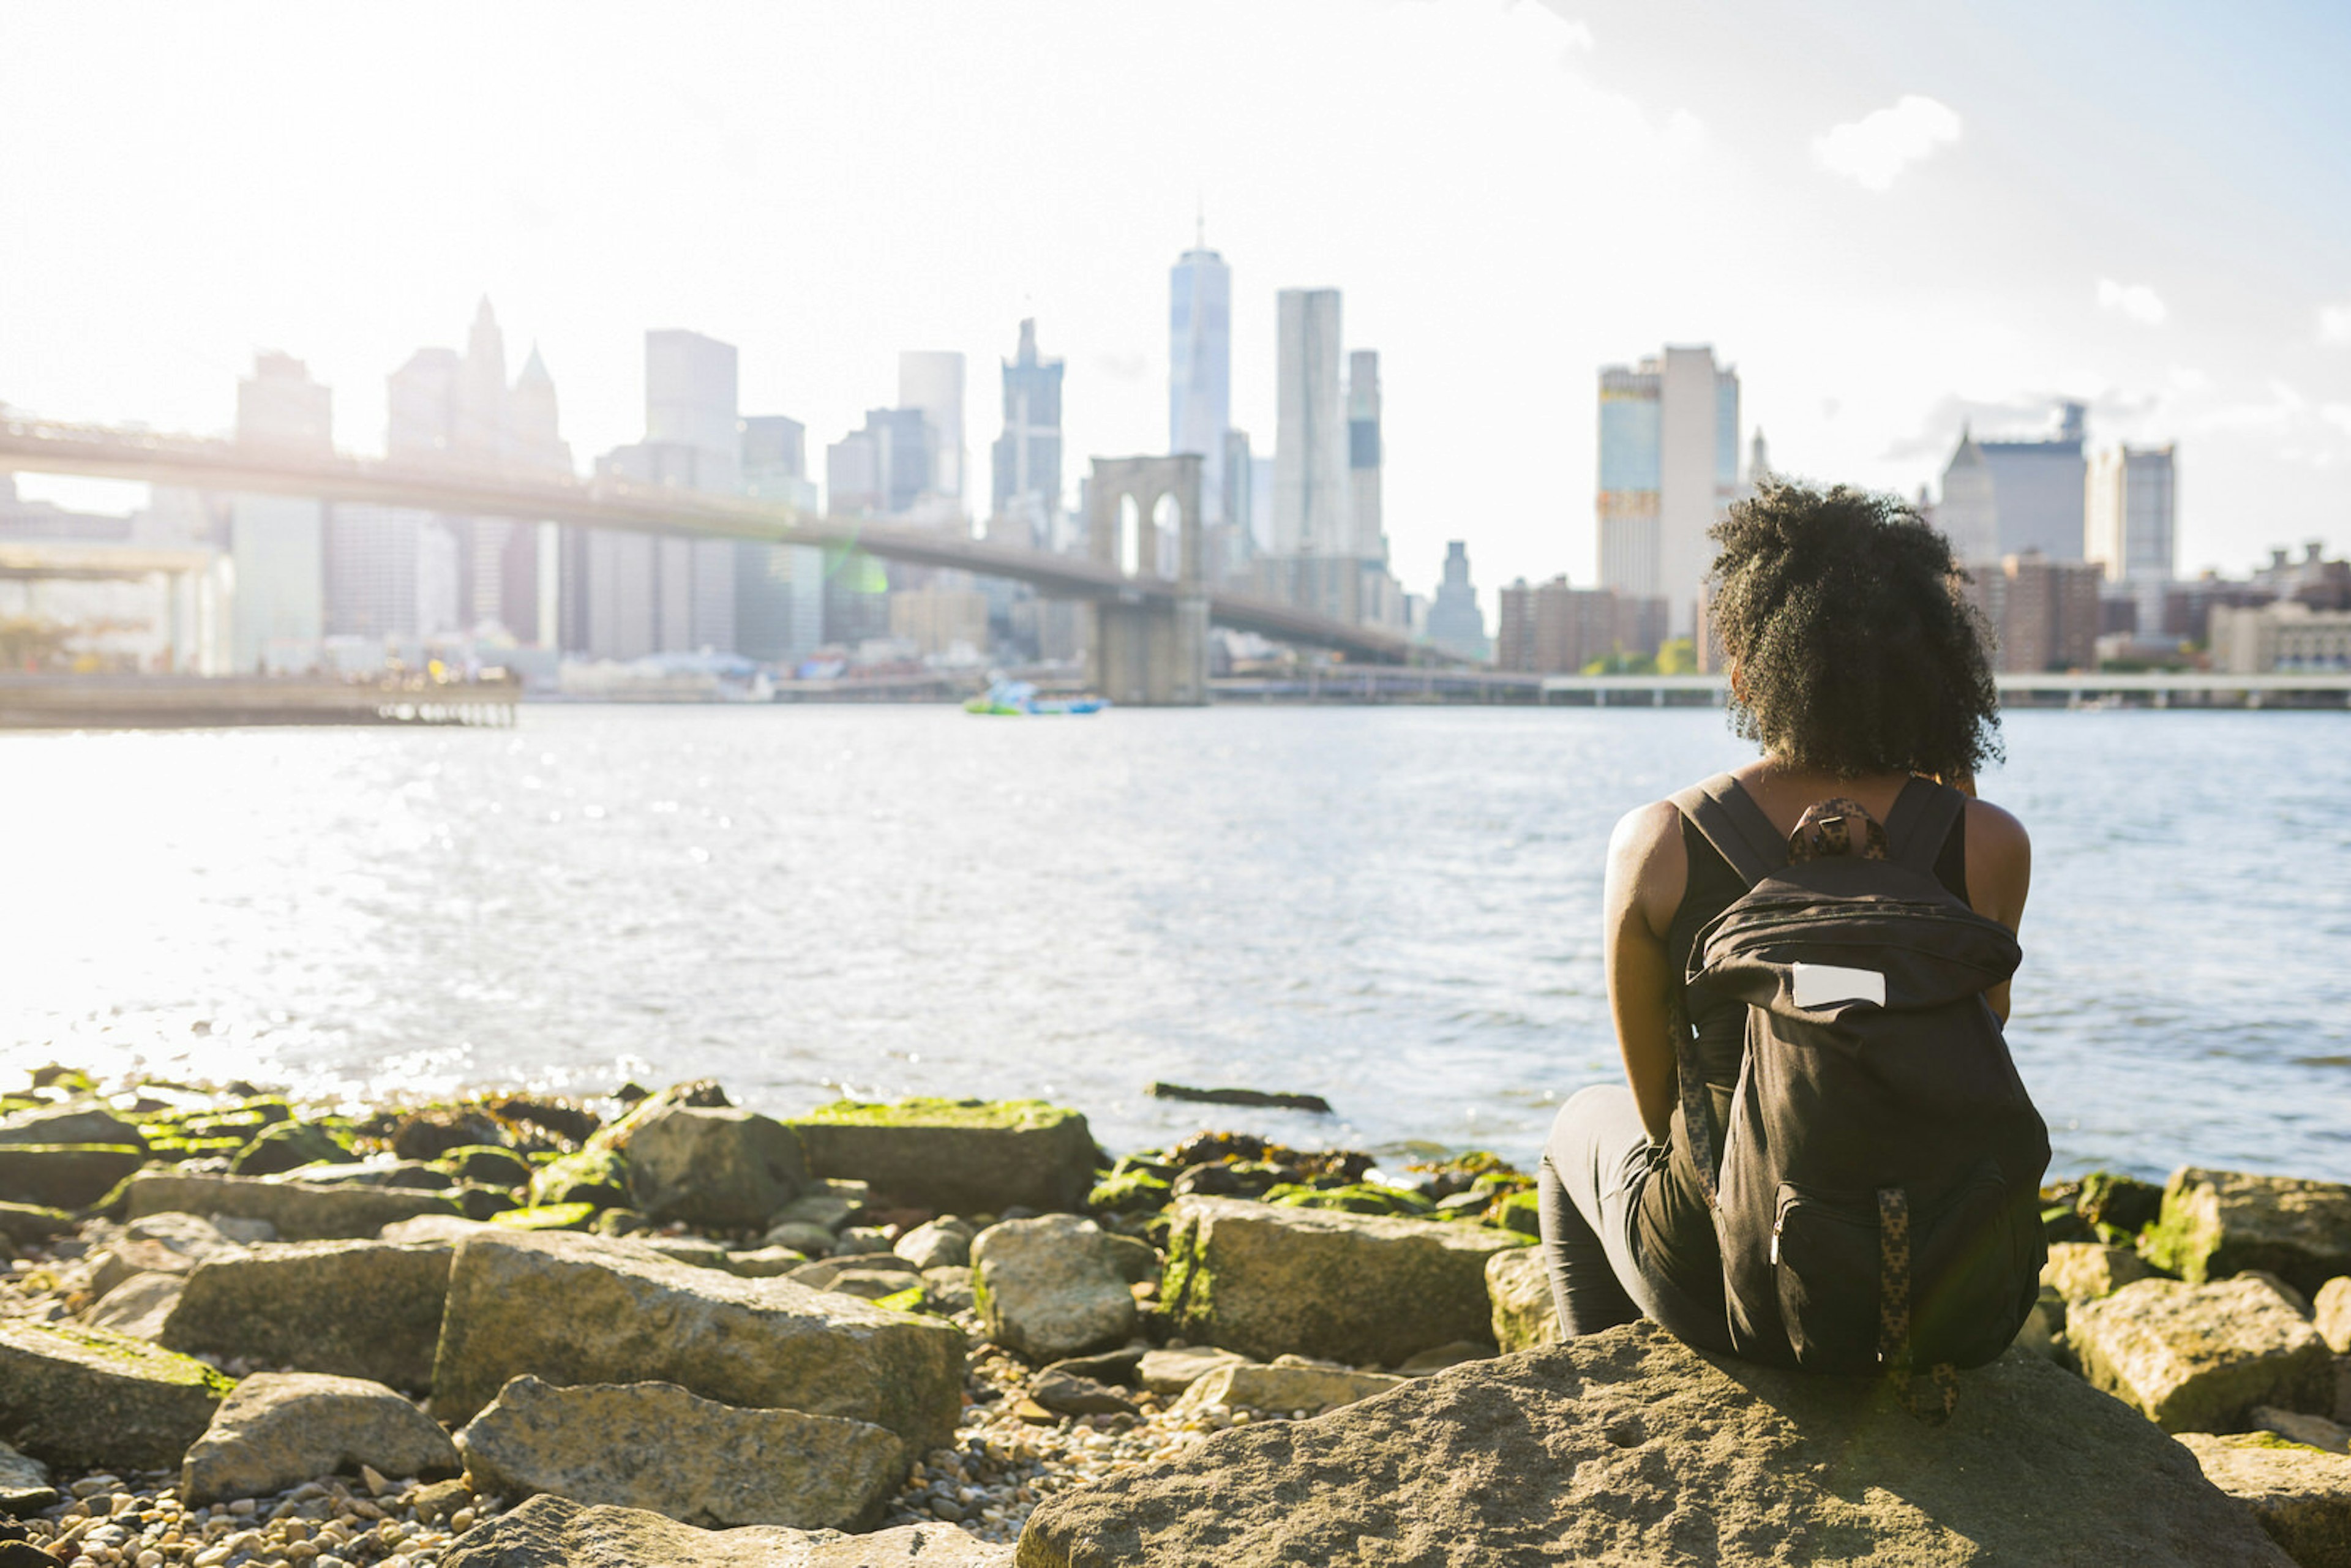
[1195, 192, 1205, 251]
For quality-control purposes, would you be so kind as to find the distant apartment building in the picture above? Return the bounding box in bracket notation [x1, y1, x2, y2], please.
[1597, 345, 1740, 640]
[1495, 577, 1667, 673]
[230, 352, 330, 672]
[1425, 541, 1489, 661]
[1937, 403, 2089, 564]
[1170, 239, 1232, 527]
[991, 319, 1064, 549]
[2086, 441, 2177, 638]
[1960, 552, 2103, 672]
[2210, 601, 2351, 672]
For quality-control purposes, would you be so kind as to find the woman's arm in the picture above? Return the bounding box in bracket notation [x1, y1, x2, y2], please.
[1963, 797, 2033, 1024]
[1603, 801, 1689, 1144]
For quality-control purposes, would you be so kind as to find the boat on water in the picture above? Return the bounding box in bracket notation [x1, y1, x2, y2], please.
[964, 679, 1109, 716]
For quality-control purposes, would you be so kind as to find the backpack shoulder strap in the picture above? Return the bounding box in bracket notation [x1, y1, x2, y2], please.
[1883, 776, 1967, 874]
[1668, 773, 1787, 888]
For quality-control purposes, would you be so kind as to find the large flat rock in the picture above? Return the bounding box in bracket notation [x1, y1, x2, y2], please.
[2180, 1434, 2351, 1568]
[124, 1172, 460, 1240]
[430, 1231, 964, 1455]
[1162, 1196, 1527, 1367]
[2070, 1276, 2334, 1431]
[181, 1371, 459, 1506]
[0, 1319, 235, 1471]
[456, 1375, 902, 1531]
[0, 1144, 145, 1209]
[1016, 1320, 2292, 1567]
[2141, 1168, 2351, 1297]
[160, 1239, 454, 1394]
[444, 1493, 1011, 1567]
[787, 1099, 1095, 1215]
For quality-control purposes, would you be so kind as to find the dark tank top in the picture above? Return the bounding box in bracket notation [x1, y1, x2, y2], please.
[1632, 802, 1971, 1316]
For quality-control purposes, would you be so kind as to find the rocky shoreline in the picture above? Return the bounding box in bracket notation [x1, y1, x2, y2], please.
[0, 1067, 2347, 1566]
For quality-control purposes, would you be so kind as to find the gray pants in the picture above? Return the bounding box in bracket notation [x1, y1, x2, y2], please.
[1535, 1084, 1732, 1352]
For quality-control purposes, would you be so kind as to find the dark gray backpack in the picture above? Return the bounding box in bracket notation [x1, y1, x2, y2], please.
[1670, 775, 2047, 1406]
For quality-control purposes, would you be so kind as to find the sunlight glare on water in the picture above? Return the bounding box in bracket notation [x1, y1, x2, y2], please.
[3, 705, 2346, 1180]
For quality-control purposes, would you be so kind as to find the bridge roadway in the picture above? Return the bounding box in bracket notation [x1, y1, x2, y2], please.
[0, 417, 1422, 664]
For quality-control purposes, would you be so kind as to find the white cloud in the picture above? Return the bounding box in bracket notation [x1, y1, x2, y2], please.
[1812, 96, 1962, 191]
[2320, 302, 2351, 345]
[2322, 403, 2351, 437]
[2096, 278, 2167, 326]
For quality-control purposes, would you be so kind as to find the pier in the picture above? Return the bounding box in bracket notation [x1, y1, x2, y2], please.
[0, 673, 520, 729]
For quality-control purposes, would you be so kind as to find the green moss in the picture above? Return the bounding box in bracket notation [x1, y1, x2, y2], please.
[2225, 1430, 2326, 1452]
[1264, 1182, 1435, 1218]
[489, 1202, 598, 1232]
[793, 1097, 1079, 1131]
[873, 1284, 928, 1316]
[33, 1322, 239, 1396]
[228, 1120, 358, 1177]
[1088, 1169, 1173, 1214]
[2136, 1208, 2206, 1283]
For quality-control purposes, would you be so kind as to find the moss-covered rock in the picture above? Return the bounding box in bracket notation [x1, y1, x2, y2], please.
[1487, 1247, 1562, 1352]
[1163, 1196, 1526, 1366]
[2140, 1168, 2351, 1296]
[1087, 1169, 1173, 1215]
[789, 1098, 1093, 1215]
[489, 1202, 599, 1232]
[437, 1145, 534, 1188]
[0, 1319, 235, 1471]
[0, 1201, 74, 1245]
[1490, 1190, 1541, 1236]
[0, 1144, 148, 1209]
[227, 1120, 358, 1177]
[527, 1148, 630, 1209]
[2077, 1170, 2165, 1240]
[2070, 1276, 2334, 1432]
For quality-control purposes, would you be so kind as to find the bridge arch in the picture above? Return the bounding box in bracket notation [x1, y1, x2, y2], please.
[1086, 455, 1206, 704]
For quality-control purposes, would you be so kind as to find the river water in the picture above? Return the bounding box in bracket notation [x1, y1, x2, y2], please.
[4, 705, 2347, 1183]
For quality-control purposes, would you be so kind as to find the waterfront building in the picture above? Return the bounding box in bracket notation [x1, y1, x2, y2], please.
[1496, 575, 1667, 673]
[230, 352, 329, 672]
[990, 319, 1064, 548]
[1170, 236, 1232, 526]
[887, 586, 990, 658]
[1938, 403, 2089, 565]
[899, 351, 966, 511]
[1223, 430, 1255, 553]
[1425, 541, 1490, 661]
[1596, 345, 1740, 641]
[1959, 551, 2103, 672]
[2210, 600, 2351, 672]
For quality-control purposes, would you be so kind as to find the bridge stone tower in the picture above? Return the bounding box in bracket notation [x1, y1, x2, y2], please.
[1086, 455, 1209, 705]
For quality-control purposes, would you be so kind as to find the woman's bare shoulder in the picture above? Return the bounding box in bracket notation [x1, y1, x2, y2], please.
[1962, 793, 2030, 858]
[1607, 798, 1690, 938]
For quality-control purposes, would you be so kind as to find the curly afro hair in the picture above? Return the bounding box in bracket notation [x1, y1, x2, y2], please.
[1707, 480, 2001, 781]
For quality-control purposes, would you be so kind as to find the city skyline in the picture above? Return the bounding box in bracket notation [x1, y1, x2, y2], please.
[5, 1, 2350, 594]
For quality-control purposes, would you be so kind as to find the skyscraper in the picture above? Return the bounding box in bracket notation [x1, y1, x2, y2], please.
[576, 329, 741, 657]
[1595, 345, 1740, 639]
[1272, 288, 1344, 557]
[231, 352, 330, 670]
[738, 415, 823, 666]
[991, 318, 1063, 545]
[1347, 350, 1382, 561]
[1170, 238, 1231, 526]
[1426, 541, 1489, 661]
[898, 351, 966, 511]
[2087, 442, 2177, 632]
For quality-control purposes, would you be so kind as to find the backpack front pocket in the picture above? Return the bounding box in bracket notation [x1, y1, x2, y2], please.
[1771, 1181, 1883, 1375]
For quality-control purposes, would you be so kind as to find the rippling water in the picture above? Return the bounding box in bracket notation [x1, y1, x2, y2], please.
[4, 704, 2347, 1182]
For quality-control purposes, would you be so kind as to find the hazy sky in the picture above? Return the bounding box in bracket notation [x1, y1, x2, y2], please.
[4, 0, 2349, 593]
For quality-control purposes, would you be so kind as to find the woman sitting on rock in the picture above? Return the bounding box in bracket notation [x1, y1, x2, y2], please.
[1536, 481, 2037, 1370]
